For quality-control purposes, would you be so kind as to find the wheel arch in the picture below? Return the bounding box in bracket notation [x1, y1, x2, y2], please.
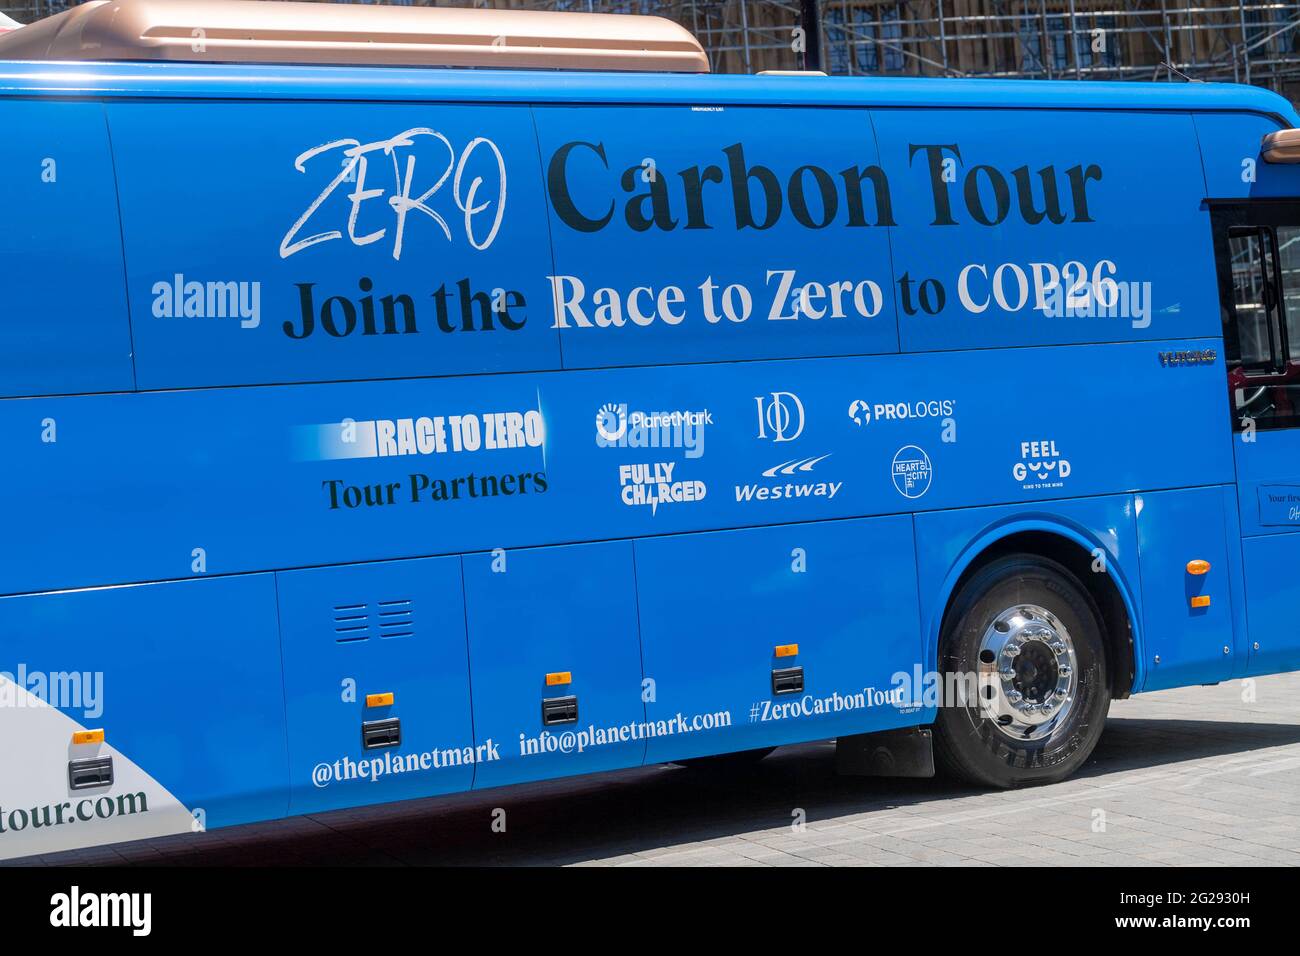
[927, 519, 1141, 701]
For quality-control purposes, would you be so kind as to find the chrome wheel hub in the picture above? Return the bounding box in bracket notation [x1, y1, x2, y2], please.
[976, 603, 1078, 741]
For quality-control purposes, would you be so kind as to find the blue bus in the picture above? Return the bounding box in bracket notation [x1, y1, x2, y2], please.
[1, 0, 1299, 861]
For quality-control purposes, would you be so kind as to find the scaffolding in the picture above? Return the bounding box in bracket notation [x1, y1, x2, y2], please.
[535, 0, 1300, 93]
[680, 0, 1300, 94]
[4, 0, 1300, 100]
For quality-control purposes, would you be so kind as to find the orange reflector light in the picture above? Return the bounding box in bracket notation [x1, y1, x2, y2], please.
[775, 644, 799, 658]
[72, 729, 104, 745]
[365, 692, 394, 709]
[1186, 560, 1211, 576]
[1190, 595, 1212, 609]
[546, 671, 572, 686]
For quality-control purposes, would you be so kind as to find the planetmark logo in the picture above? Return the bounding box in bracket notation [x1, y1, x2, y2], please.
[596, 403, 627, 442]
[595, 403, 711, 459]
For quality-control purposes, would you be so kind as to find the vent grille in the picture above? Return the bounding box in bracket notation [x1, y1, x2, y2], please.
[377, 599, 414, 639]
[333, 599, 414, 643]
[333, 603, 369, 643]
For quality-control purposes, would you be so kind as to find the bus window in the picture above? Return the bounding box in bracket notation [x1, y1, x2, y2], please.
[1275, 225, 1300, 363]
[1227, 227, 1280, 370]
[1213, 206, 1300, 431]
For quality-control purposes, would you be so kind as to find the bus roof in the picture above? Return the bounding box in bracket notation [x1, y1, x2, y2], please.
[0, 0, 709, 73]
[0, 59, 1294, 126]
[0, 0, 1292, 127]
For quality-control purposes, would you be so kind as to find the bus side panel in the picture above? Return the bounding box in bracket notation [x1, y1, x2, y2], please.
[532, 104, 900, 368]
[1231, 428, 1300, 672]
[276, 557, 475, 814]
[912, 494, 1140, 685]
[0, 340, 1232, 597]
[1192, 112, 1297, 199]
[0, 576, 286, 861]
[463, 541, 646, 789]
[0, 100, 134, 398]
[633, 517, 924, 764]
[871, 109, 1221, 352]
[1195, 109, 1300, 677]
[1135, 486, 1236, 691]
[1240, 531, 1300, 676]
[106, 101, 561, 390]
[1232, 429, 1300, 537]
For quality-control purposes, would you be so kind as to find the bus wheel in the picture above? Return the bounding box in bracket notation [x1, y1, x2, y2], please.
[933, 554, 1109, 788]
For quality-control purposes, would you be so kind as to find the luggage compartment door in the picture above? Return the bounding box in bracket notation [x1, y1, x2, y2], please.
[634, 516, 923, 764]
[463, 541, 645, 789]
[277, 556, 475, 814]
[0, 576, 286, 860]
[1136, 487, 1236, 691]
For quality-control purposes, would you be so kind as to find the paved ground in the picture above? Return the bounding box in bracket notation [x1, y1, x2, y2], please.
[18, 672, 1300, 866]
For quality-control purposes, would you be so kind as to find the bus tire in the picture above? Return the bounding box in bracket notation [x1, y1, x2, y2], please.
[933, 554, 1109, 789]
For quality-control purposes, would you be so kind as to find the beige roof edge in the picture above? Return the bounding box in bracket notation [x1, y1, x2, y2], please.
[0, 0, 710, 73]
[1262, 128, 1300, 163]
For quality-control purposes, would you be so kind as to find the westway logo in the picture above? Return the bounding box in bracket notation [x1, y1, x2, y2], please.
[738, 453, 841, 503]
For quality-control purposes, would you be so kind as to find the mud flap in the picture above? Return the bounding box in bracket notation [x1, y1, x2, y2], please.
[835, 726, 935, 778]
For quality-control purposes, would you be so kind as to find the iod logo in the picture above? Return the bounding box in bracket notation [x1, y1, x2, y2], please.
[755, 392, 805, 443]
